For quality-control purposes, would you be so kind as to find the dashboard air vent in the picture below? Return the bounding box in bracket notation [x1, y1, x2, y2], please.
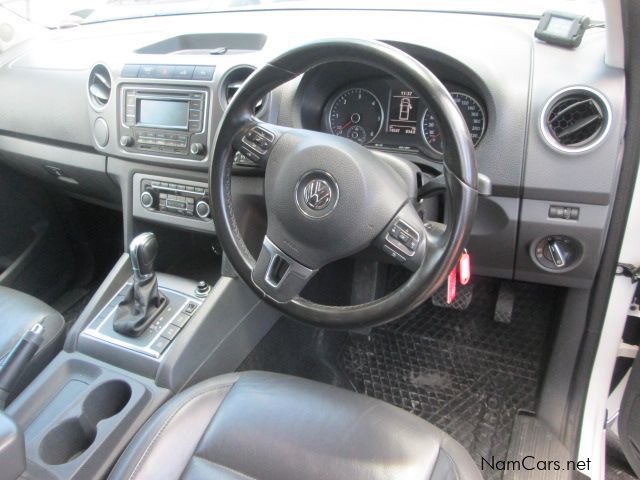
[88, 64, 111, 109]
[222, 66, 265, 115]
[542, 87, 610, 153]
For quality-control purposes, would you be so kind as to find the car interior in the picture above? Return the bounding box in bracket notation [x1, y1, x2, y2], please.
[0, 1, 639, 479]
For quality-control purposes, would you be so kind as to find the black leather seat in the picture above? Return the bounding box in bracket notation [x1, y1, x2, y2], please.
[110, 371, 482, 480]
[0, 286, 65, 397]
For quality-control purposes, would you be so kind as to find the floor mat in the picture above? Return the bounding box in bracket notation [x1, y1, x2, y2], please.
[339, 279, 559, 479]
[239, 278, 561, 479]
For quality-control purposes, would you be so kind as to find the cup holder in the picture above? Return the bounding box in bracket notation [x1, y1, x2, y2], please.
[39, 380, 132, 465]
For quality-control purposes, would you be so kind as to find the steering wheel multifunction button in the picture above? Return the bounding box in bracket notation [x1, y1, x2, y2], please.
[385, 218, 420, 257]
[294, 170, 339, 219]
[240, 126, 275, 164]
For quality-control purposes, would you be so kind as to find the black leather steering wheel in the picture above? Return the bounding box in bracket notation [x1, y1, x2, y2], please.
[210, 39, 478, 328]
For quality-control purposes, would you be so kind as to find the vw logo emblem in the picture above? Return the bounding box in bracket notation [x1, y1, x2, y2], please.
[295, 170, 339, 219]
[303, 179, 332, 210]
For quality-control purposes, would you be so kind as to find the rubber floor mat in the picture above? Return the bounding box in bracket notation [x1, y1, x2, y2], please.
[339, 279, 560, 480]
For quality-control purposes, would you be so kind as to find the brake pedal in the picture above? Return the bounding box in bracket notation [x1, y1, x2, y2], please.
[432, 282, 474, 310]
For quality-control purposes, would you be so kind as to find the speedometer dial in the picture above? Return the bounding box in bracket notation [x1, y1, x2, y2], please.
[328, 88, 383, 144]
[421, 92, 486, 155]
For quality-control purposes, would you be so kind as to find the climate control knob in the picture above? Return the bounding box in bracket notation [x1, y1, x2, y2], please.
[140, 190, 155, 209]
[195, 200, 210, 219]
[190, 143, 205, 156]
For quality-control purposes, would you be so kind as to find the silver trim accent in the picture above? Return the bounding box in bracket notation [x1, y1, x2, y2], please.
[195, 200, 211, 219]
[539, 86, 612, 154]
[294, 170, 340, 219]
[129, 232, 156, 281]
[30, 323, 44, 335]
[87, 63, 113, 112]
[82, 283, 200, 359]
[303, 179, 332, 210]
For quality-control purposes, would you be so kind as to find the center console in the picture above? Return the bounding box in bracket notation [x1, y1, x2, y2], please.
[5, 230, 279, 479]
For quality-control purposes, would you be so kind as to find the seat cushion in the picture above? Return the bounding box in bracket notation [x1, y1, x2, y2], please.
[0, 286, 65, 396]
[110, 371, 482, 480]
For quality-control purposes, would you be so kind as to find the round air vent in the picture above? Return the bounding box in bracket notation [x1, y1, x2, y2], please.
[220, 65, 266, 115]
[541, 87, 611, 153]
[88, 64, 111, 109]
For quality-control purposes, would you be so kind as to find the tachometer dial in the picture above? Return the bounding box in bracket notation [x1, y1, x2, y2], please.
[328, 88, 383, 144]
[421, 92, 486, 155]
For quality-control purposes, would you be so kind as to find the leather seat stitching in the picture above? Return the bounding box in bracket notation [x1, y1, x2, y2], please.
[193, 455, 258, 480]
[127, 382, 235, 480]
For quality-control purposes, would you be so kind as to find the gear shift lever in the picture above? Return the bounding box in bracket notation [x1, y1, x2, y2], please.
[130, 232, 158, 280]
[113, 233, 167, 337]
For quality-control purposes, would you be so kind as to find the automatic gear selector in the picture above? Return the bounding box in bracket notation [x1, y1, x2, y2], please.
[113, 233, 167, 337]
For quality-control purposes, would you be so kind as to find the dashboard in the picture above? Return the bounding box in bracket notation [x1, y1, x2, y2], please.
[0, 7, 627, 290]
[320, 79, 486, 160]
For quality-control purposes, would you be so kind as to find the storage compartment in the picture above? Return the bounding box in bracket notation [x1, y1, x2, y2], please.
[39, 380, 132, 465]
[6, 352, 170, 480]
[135, 33, 267, 55]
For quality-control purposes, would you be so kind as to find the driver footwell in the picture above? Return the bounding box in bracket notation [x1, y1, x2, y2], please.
[238, 278, 561, 479]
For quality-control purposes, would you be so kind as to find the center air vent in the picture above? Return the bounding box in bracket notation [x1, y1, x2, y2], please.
[221, 66, 265, 115]
[88, 64, 111, 109]
[541, 87, 610, 153]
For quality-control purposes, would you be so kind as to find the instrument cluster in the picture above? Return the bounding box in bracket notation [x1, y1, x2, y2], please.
[321, 79, 486, 161]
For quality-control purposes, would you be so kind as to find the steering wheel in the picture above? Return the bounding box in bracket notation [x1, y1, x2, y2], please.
[210, 39, 478, 329]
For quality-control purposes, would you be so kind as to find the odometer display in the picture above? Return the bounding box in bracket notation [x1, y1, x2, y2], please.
[328, 88, 383, 145]
[421, 92, 486, 155]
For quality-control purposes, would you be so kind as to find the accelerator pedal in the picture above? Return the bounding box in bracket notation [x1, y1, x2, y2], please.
[494, 281, 516, 324]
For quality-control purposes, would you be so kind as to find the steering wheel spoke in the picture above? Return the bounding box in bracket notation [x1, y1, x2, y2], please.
[251, 236, 318, 303]
[374, 202, 447, 273]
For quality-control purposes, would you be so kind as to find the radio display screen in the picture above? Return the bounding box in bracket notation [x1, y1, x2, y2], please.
[137, 99, 189, 130]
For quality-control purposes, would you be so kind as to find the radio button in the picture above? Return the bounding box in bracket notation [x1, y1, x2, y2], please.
[121, 64, 140, 78]
[196, 200, 211, 219]
[140, 190, 155, 209]
[190, 143, 205, 156]
[172, 65, 195, 79]
[120, 135, 134, 147]
[192, 66, 215, 81]
[139, 65, 157, 77]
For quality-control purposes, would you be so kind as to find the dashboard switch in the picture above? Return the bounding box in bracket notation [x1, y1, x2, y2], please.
[532, 235, 582, 272]
[549, 205, 579, 220]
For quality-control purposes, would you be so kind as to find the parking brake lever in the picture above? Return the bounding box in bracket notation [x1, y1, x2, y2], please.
[0, 324, 44, 409]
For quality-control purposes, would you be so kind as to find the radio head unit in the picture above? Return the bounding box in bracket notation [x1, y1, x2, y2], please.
[119, 86, 209, 160]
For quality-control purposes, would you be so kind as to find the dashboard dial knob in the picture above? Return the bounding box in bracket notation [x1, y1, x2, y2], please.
[120, 135, 134, 147]
[196, 200, 210, 219]
[190, 143, 205, 155]
[140, 190, 155, 209]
